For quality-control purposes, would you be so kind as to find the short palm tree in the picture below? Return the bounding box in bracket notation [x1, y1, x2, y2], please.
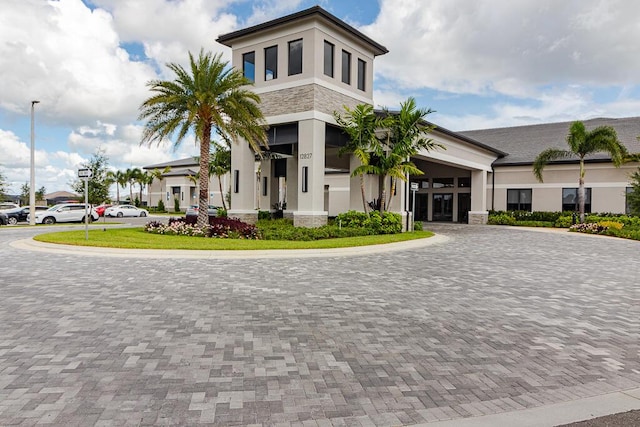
[334, 104, 381, 213]
[376, 97, 440, 211]
[147, 167, 171, 208]
[210, 144, 231, 211]
[533, 121, 627, 223]
[139, 49, 267, 227]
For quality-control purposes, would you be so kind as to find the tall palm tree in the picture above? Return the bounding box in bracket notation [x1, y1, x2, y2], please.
[533, 121, 627, 223]
[334, 104, 381, 213]
[125, 168, 142, 204]
[106, 170, 127, 204]
[376, 97, 440, 212]
[139, 49, 268, 227]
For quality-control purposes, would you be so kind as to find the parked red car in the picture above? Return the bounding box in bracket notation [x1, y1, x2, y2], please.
[95, 204, 112, 217]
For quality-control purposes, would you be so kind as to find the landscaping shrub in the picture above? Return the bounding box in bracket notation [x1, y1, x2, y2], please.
[413, 221, 423, 231]
[256, 218, 368, 241]
[157, 199, 166, 213]
[554, 216, 574, 228]
[335, 210, 402, 234]
[153, 216, 260, 239]
[487, 213, 516, 225]
[174, 198, 180, 213]
[514, 220, 554, 227]
[258, 210, 271, 220]
[569, 223, 607, 234]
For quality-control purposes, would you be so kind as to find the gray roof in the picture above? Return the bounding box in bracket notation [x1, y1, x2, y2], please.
[216, 6, 388, 56]
[461, 117, 640, 166]
[162, 168, 198, 177]
[143, 157, 198, 170]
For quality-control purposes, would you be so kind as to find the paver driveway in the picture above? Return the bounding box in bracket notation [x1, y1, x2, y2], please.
[0, 224, 638, 426]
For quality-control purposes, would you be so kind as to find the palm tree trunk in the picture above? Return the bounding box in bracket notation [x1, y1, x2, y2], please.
[359, 174, 368, 214]
[380, 176, 387, 213]
[578, 158, 586, 223]
[387, 178, 395, 210]
[218, 175, 227, 211]
[197, 125, 212, 228]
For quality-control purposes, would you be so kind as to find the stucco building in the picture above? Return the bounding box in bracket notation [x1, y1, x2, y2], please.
[143, 6, 640, 223]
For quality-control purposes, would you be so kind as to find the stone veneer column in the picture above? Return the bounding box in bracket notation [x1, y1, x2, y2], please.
[229, 139, 258, 224]
[469, 169, 488, 224]
[293, 119, 327, 227]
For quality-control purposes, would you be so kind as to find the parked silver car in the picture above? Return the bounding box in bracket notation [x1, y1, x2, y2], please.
[185, 205, 221, 218]
[29, 203, 98, 225]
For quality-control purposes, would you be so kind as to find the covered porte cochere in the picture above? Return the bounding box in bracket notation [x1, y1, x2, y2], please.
[407, 127, 506, 225]
[228, 120, 505, 227]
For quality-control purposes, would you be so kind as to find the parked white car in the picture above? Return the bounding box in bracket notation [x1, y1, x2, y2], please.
[29, 203, 98, 225]
[105, 204, 148, 218]
[0, 202, 20, 211]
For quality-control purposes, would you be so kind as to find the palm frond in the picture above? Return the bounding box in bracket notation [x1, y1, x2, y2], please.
[532, 148, 572, 182]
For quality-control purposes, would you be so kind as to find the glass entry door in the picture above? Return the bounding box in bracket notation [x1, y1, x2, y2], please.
[457, 193, 471, 223]
[415, 194, 429, 221]
[433, 193, 453, 221]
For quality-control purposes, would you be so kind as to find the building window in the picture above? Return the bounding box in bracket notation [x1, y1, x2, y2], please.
[262, 177, 268, 196]
[458, 177, 471, 188]
[301, 166, 308, 193]
[243, 51, 255, 82]
[341, 50, 351, 84]
[507, 189, 532, 211]
[288, 39, 303, 75]
[264, 45, 277, 80]
[323, 41, 334, 77]
[626, 187, 632, 214]
[233, 170, 239, 193]
[562, 188, 591, 212]
[357, 59, 366, 91]
[433, 178, 454, 188]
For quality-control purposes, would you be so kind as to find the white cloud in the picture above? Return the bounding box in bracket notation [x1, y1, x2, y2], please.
[366, 0, 640, 96]
[90, 0, 239, 69]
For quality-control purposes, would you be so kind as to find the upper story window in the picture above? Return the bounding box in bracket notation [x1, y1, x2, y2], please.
[264, 45, 278, 81]
[562, 188, 591, 212]
[357, 58, 366, 91]
[243, 51, 255, 82]
[507, 189, 532, 211]
[288, 39, 303, 76]
[323, 41, 334, 77]
[433, 178, 454, 188]
[341, 50, 351, 84]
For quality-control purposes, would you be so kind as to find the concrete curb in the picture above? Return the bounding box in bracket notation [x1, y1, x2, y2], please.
[10, 233, 449, 259]
[412, 387, 640, 427]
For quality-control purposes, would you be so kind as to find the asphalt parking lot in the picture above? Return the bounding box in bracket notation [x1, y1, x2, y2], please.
[0, 223, 639, 426]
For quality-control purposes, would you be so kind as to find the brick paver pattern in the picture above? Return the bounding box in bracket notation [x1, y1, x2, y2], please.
[0, 224, 639, 426]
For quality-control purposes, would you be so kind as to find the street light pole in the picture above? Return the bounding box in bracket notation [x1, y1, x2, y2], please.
[29, 100, 40, 226]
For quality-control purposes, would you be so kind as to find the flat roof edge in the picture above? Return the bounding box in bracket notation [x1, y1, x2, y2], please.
[216, 6, 388, 56]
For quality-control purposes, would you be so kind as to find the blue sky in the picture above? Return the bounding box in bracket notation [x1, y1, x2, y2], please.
[2, 0, 640, 195]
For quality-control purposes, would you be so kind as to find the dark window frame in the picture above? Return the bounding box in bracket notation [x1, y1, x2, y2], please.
[562, 187, 592, 213]
[357, 58, 366, 91]
[506, 188, 532, 211]
[288, 39, 303, 76]
[626, 187, 633, 214]
[264, 45, 278, 81]
[323, 40, 334, 77]
[242, 51, 255, 82]
[341, 50, 351, 84]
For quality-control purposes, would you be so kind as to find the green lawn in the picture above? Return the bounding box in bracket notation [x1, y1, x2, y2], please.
[34, 227, 434, 250]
